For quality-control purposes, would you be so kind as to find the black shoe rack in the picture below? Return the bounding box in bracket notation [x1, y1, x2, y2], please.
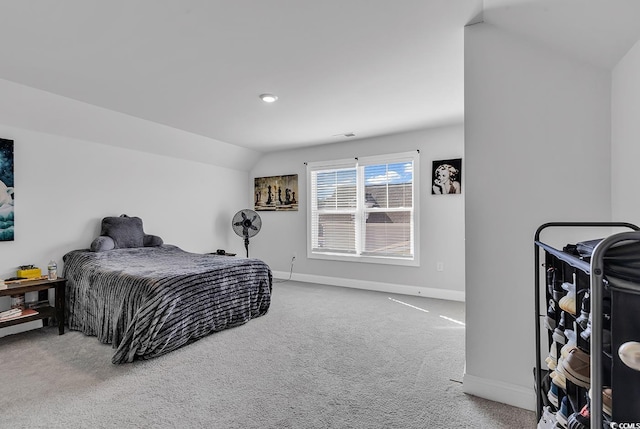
[534, 222, 640, 429]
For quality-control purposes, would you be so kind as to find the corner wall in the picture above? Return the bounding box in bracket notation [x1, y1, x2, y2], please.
[612, 38, 640, 223]
[464, 23, 612, 409]
[249, 125, 465, 301]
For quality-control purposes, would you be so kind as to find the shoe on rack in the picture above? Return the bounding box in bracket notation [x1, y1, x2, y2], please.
[547, 381, 560, 407]
[580, 313, 591, 342]
[546, 341, 559, 370]
[538, 405, 558, 429]
[553, 311, 568, 345]
[556, 396, 573, 428]
[550, 369, 567, 390]
[580, 324, 611, 352]
[544, 299, 557, 331]
[603, 388, 612, 417]
[558, 347, 591, 388]
[556, 335, 577, 375]
[560, 342, 577, 361]
[580, 316, 612, 354]
[575, 292, 589, 330]
[547, 267, 557, 296]
[563, 330, 577, 349]
[567, 403, 590, 429]
[580, 299, 611, 341]
[588, 387, 612, 417]
[545, 355, 557, 371]
[553, 278, 566, 302]
[559, 282, 576, 315]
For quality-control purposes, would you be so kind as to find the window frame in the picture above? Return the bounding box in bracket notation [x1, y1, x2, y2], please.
[306, 151, 420, 267]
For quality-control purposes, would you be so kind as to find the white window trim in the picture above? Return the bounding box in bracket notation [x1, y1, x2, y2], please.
[306, 151, 419, 267]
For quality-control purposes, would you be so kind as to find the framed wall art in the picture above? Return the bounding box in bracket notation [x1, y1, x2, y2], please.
[0, 138, 15, 241]
[431, 158, 462, 195]
[254, 174, 298, 211]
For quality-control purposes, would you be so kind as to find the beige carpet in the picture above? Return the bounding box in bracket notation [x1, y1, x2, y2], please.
[0, 281, 535, 428]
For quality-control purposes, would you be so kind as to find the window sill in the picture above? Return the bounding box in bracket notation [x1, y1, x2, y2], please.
[308, 251, 419, 267]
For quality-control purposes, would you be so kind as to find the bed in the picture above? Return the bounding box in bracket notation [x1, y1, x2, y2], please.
[63, 215, 272, 364]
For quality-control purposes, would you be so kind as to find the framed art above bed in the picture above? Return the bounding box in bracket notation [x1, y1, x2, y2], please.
[0, 138, 15, 241]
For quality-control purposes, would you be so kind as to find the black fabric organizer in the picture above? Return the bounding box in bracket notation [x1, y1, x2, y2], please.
[534, 222, 640, 429]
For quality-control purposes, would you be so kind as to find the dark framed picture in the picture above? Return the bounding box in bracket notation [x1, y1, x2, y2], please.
[432, 158, 462, 195]
[254, 174, 299, 211]
[0, 138, 15, 241]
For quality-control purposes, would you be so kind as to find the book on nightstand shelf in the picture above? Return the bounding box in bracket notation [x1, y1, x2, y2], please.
[26, 299, 51, 309]
[0, 308, 38, 321]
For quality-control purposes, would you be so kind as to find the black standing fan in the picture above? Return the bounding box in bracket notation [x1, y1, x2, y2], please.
[232, 209, 262, 257]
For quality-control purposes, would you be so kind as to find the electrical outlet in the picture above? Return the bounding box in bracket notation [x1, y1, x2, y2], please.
[436, 262, 444, 272]
[292, 252, 297, 260]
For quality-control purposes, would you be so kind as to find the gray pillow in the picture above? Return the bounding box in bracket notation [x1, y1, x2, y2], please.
[90, 214, 164, 252]
[143, 234, 164, 247]
[100, 214, 145, 249]
[90, 236, 115, 252]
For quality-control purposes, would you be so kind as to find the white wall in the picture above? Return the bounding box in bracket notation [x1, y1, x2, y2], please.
[464, 23, 612, 410]
[0, 79, 261, 171]
[0, 81, 255, 337]
[250, 125, 465, 301]
[612, 38, 640, 223]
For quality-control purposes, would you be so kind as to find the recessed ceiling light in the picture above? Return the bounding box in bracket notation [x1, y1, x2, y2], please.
[259, 93, 278, 103]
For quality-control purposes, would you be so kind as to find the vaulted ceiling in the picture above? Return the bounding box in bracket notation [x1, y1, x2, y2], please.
[0, 1, 639, 153]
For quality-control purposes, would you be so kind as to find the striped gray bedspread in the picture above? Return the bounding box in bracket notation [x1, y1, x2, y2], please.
[63, 245, 272, 364]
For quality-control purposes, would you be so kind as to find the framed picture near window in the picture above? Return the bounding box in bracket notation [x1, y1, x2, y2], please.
[432, 158, 462, 195]
[254, 174, 298, 211]
[0, 138, 15, 241]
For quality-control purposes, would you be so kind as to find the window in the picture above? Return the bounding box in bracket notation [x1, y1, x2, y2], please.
[307, 151, 419, 266]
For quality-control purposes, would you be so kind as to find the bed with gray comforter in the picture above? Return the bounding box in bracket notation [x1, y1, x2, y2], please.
[63, 245, 272, 364]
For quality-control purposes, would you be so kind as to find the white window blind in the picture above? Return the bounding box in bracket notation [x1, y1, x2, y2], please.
[307, 152, 419, 266]
[311, 166, 357, 253]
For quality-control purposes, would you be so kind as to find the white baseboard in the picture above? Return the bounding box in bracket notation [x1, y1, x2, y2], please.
[0, 319, 43, 338]
[462, 371, 536, 411]
[271, 271, 465, 302]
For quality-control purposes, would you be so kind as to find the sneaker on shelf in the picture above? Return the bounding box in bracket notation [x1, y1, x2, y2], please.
[546, 267, 557, 297]
[550, 369, 567, 390]
[580, 318, 612, 354]
[567, 403, 590, 429]
[603, 388, 612, 417]
[559, 285, 576, 315]
[556, 336, 577, 377]
[553, 278, 567, 302]
[575, 291, 589, 330]
[558, 347, 591, 388]
[588, 387, 612, 417]
[538, 405, 558, 429]
[564, 330, 577, 348]
[556, 396, 573, 428]
[580, 299, 611, 341]
[546, 341, 559, 370]
[544, 299, 557, 331]
[560, 335, 577, 359]
[553, 311, 568, 345]
[547, 380, 560, 407]
[538, 405, 559, 429]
